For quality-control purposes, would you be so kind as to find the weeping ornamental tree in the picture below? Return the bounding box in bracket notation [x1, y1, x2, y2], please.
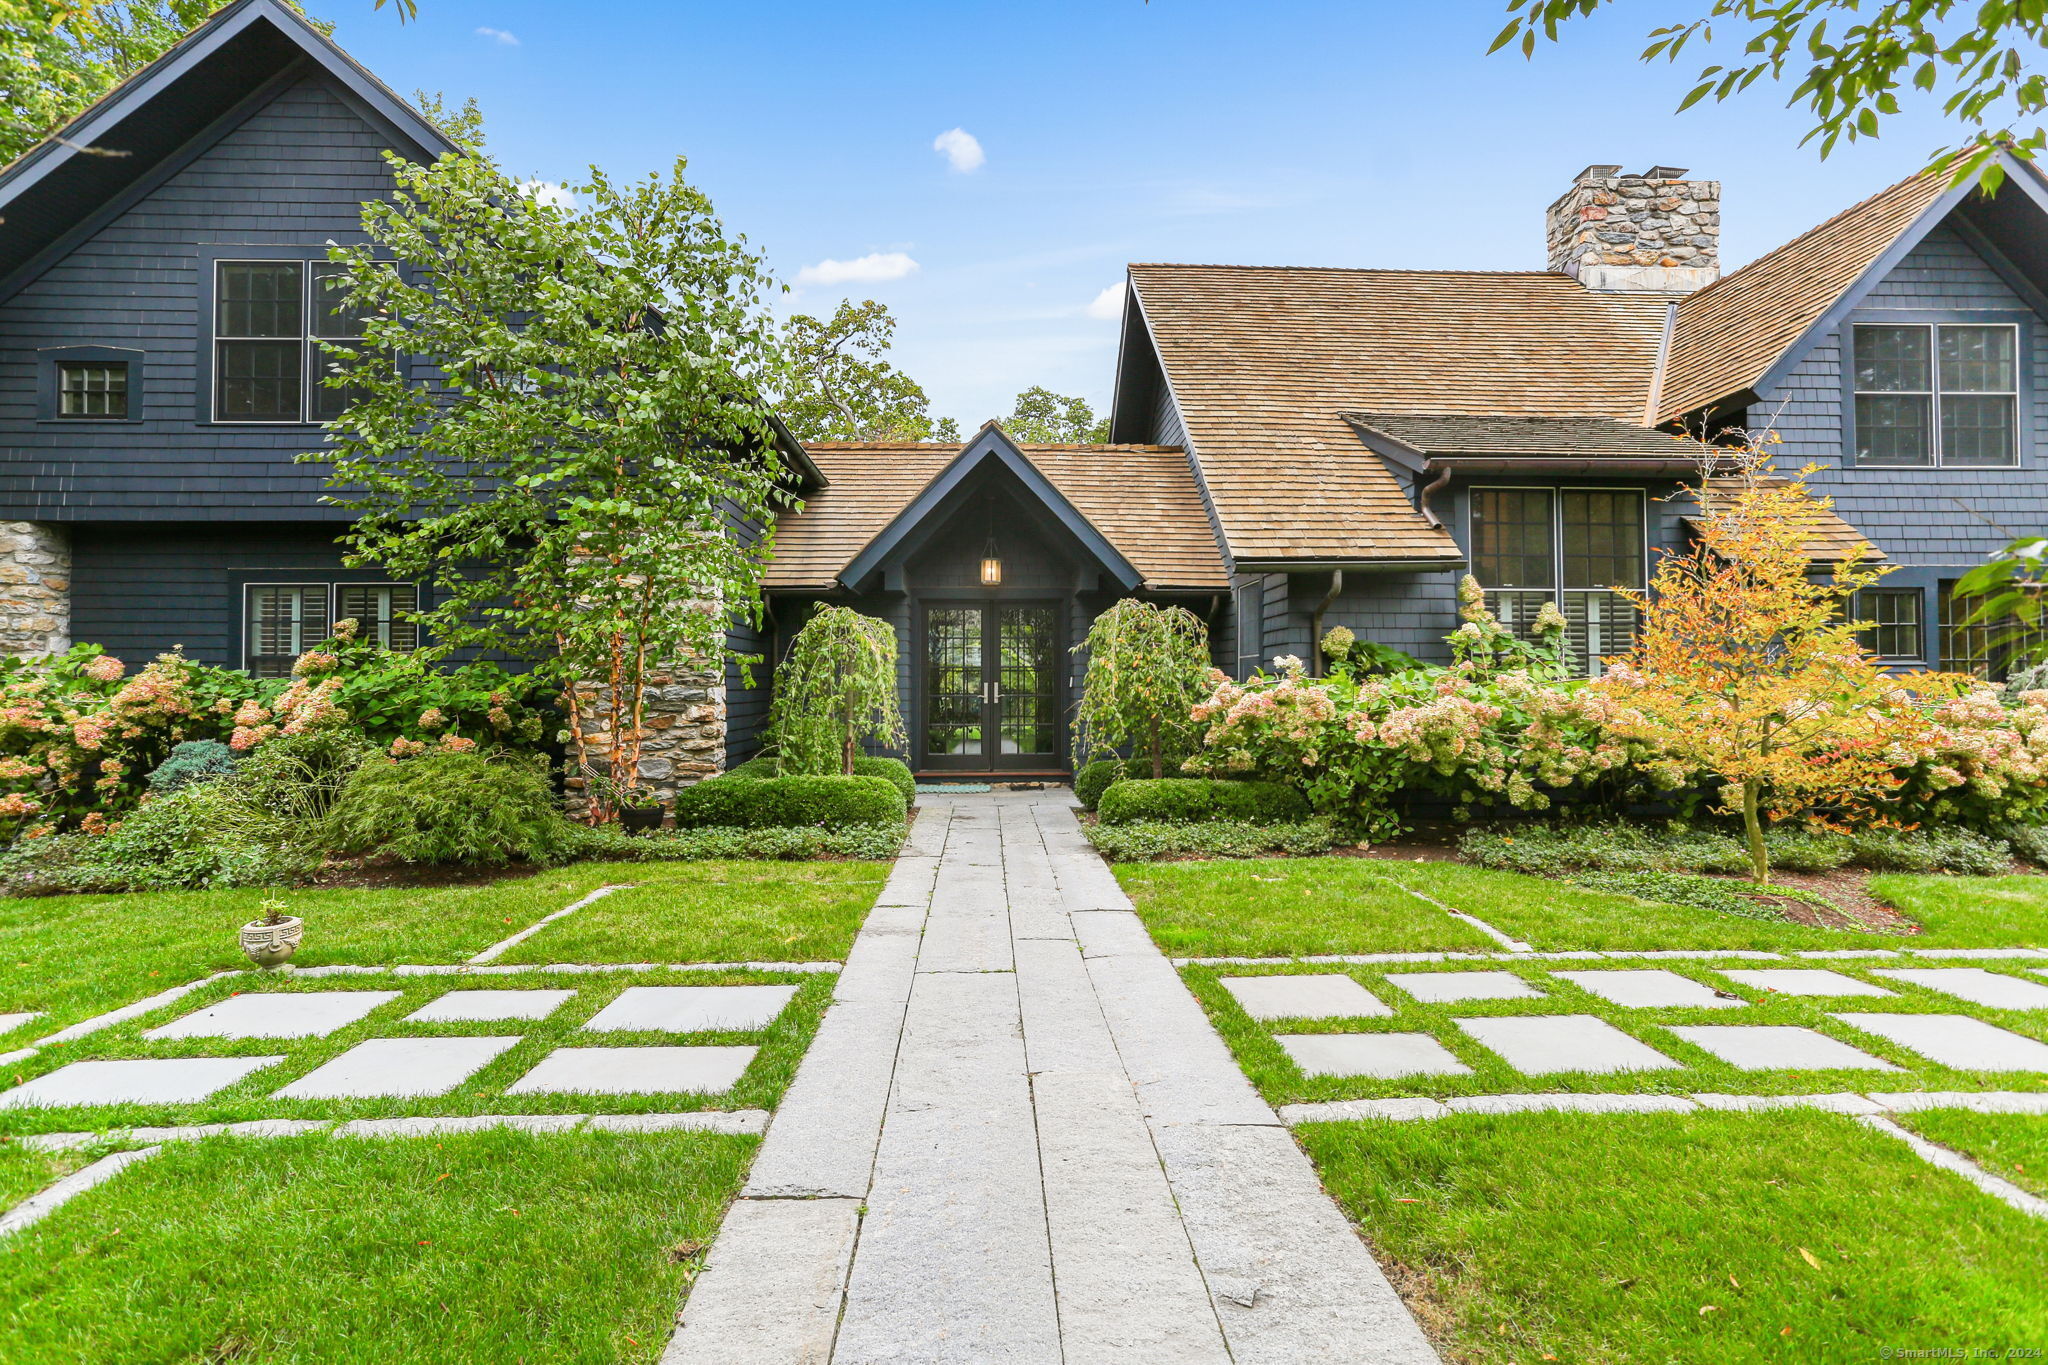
[767, 606, 905, 774]
[1072, 600, 1212, 779]
[317, 138, 787, 820]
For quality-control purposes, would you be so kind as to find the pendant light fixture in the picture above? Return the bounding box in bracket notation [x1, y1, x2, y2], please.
[980, 492, 1003, 586]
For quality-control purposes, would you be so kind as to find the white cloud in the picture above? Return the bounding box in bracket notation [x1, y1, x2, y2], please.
[932, 127, 985, 174]
[517, 179, 577, 210]
[1084, 281, 1127, 321]
[475, 26, 519, 44]
[794, 251, 921, 287]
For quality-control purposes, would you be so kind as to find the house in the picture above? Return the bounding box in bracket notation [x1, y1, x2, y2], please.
[1, 0, 2042, 786]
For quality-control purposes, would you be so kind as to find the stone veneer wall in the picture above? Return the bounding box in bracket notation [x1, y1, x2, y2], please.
[565, 662, 728, 816]
[0, 522, 70, 656]
[1546, 165, 1722, 292]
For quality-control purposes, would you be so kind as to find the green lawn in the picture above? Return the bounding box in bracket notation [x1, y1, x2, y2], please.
[0, 1142, 81, 1208]
[0, 964, 833, 1138]
[495, 860, 887, 965]
[1188, 958, 2048, 1104]
[1896, 1109, 2048, 1197]
[1299, 1109, 2048, 1363]
[1118, 857, 2048, 957]
[0, 859, 884, 1044]
[0, 1128, 752, 1365]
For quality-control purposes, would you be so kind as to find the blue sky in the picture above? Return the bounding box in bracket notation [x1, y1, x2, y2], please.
[331, 0, 1975, 431]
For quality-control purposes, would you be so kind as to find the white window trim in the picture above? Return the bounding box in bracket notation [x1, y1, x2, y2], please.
[1852, 321, 2021, 469]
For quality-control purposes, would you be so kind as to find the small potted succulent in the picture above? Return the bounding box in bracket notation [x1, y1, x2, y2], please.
[240, 896, 303, 968]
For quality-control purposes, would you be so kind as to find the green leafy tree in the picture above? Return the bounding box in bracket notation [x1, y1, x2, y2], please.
[1072, 600, 1212, 779]
[0, 1, 332, 166]
[1001, 385, 1110, 443]
[318, 139, 788, 819]
[777, 299, 960, 443]
[766, 605, 906, 774]
[1955, 535, 2048, 676]
[1493, 0, 2048, 186]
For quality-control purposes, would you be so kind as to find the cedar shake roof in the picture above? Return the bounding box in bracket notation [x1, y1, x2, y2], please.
[1345, 412, 1695, 461]
[1687, 477, 1887, 565]
[767, 442, 1228, 592]
[1658, 170, 1950, 422]
[1127, 265, 1672, 563]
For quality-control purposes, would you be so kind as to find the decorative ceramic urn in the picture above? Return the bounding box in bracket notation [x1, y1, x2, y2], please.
[240, 915, 304, 968]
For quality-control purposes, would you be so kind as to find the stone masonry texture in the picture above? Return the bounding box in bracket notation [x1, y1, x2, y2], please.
[1545, 164, 1721, 293]
[0, 521, 69, 655]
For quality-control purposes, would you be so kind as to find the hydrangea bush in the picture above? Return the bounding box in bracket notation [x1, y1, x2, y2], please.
[0, 623, 552, 839]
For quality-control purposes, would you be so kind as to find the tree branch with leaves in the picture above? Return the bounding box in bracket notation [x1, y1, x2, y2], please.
[766, 605, 905, 774]
[1072, 600, 1212, 779]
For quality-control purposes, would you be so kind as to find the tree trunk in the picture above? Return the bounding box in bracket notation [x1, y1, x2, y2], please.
[1148, 718, 1163, 780]
[843, 691, 857, 775]
[1742, 780, 1770, 885]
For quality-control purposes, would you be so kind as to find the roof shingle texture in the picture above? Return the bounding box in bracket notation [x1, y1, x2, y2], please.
[1128, 265, 1672, 562]
[1659, 171, 1949, 422]
[767, 442, 1228, 591]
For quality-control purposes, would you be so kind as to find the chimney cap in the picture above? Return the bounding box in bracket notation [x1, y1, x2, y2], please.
[1574, 164, 1623, 183]
[1639, 165, 1690, 180]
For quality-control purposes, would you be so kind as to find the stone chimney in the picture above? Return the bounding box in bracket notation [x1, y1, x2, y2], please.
[1546, 164, 1720, 292]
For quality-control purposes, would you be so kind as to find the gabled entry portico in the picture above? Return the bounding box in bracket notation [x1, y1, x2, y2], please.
[755, 424, 1230, 776]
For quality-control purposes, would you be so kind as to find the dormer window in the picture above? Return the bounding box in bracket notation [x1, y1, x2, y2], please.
[1853, 323, 2019, 467]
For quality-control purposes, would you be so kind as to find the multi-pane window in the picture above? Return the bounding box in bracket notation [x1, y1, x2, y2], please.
[1853, 323, 2019, 467]
[244, 581, 416, 677]
[1853, 588, 1924, 662]
[1471, 487, 1645, 676]
[214, 261, 371, 423]
[56, 362, 128, 418]
[1940, 579, 2042, 680]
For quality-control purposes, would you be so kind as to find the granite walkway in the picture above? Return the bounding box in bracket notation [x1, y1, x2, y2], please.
[665, 789, 1438, 1365]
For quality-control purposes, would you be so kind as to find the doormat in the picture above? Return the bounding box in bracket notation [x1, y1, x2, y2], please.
[916, 782, 992, 793]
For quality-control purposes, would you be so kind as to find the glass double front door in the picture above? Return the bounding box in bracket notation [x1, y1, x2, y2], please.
[922, 602, 1061, 770]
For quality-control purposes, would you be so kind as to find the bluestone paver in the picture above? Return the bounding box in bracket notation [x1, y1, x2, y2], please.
[406, 988, 576, 1023]
[505, 1045, 756, 1096]
[1721, 969, 1894, 998]
[1279, 1032, 1472, 1079]
[0, 1056, 283, 1108]
[144, 989, 401, 1040]
[583, 985, 799, 1034]
[1456, 1014, 1681, 1074]
[0, 1011, 43, 1035]
[1221, 973, 1392, 1021]
[1665, 1024, 1901, 1071]
[1831, 1013, 2048, 1071]
[1872, 968, 2048, 1011]
[1554, 969, 1740, 1010]
[1388, 970, 1542, 1003]
[663, 1198, 862, 1365]
[276, 1036, 521, 1099]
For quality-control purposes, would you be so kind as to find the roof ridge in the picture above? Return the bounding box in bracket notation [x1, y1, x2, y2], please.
[1128, 263, 1581, 279]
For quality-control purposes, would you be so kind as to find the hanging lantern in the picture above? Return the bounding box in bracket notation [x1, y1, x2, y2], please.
[980, 530, 1003, 586]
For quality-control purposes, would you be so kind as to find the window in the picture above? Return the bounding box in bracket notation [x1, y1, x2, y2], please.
[1471, 487, 1645, 675]
[1940, 579, 2042, 680]
[244, 584, 331, 678]
[1853, 587, 1923, 662]
[244, 581, 417, 676]
[1853, 323, 2018, 467]
[56, 362, 127, 418]
[214, 260, 372, 423]
[337, 583, 418, 651]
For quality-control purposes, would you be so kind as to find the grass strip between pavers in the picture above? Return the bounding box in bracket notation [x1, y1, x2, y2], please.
[1186, 957, 2048, 1105]
[1893, 1108, 2048, 1198]
[1118, 858, 2048, 957]
[0, 1127, 753, 1365]
[0, 966, 833, 1138]
[1298, 1108, 2048, 1364]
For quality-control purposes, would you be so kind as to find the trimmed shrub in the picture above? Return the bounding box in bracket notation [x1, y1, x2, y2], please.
[561, 821, 907, 862]
[328, 751, 570, 866]
[147, 740, 237, 794]
[670, 773, 906, 830]
[230, 728, 379, 825]
[1073, 758, 1126, 813]
[1085, 818, 1338, 861]
[1097, 778, 1308, 826]
[0, 783, 301, 895]
[729, 754, 916, 805]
